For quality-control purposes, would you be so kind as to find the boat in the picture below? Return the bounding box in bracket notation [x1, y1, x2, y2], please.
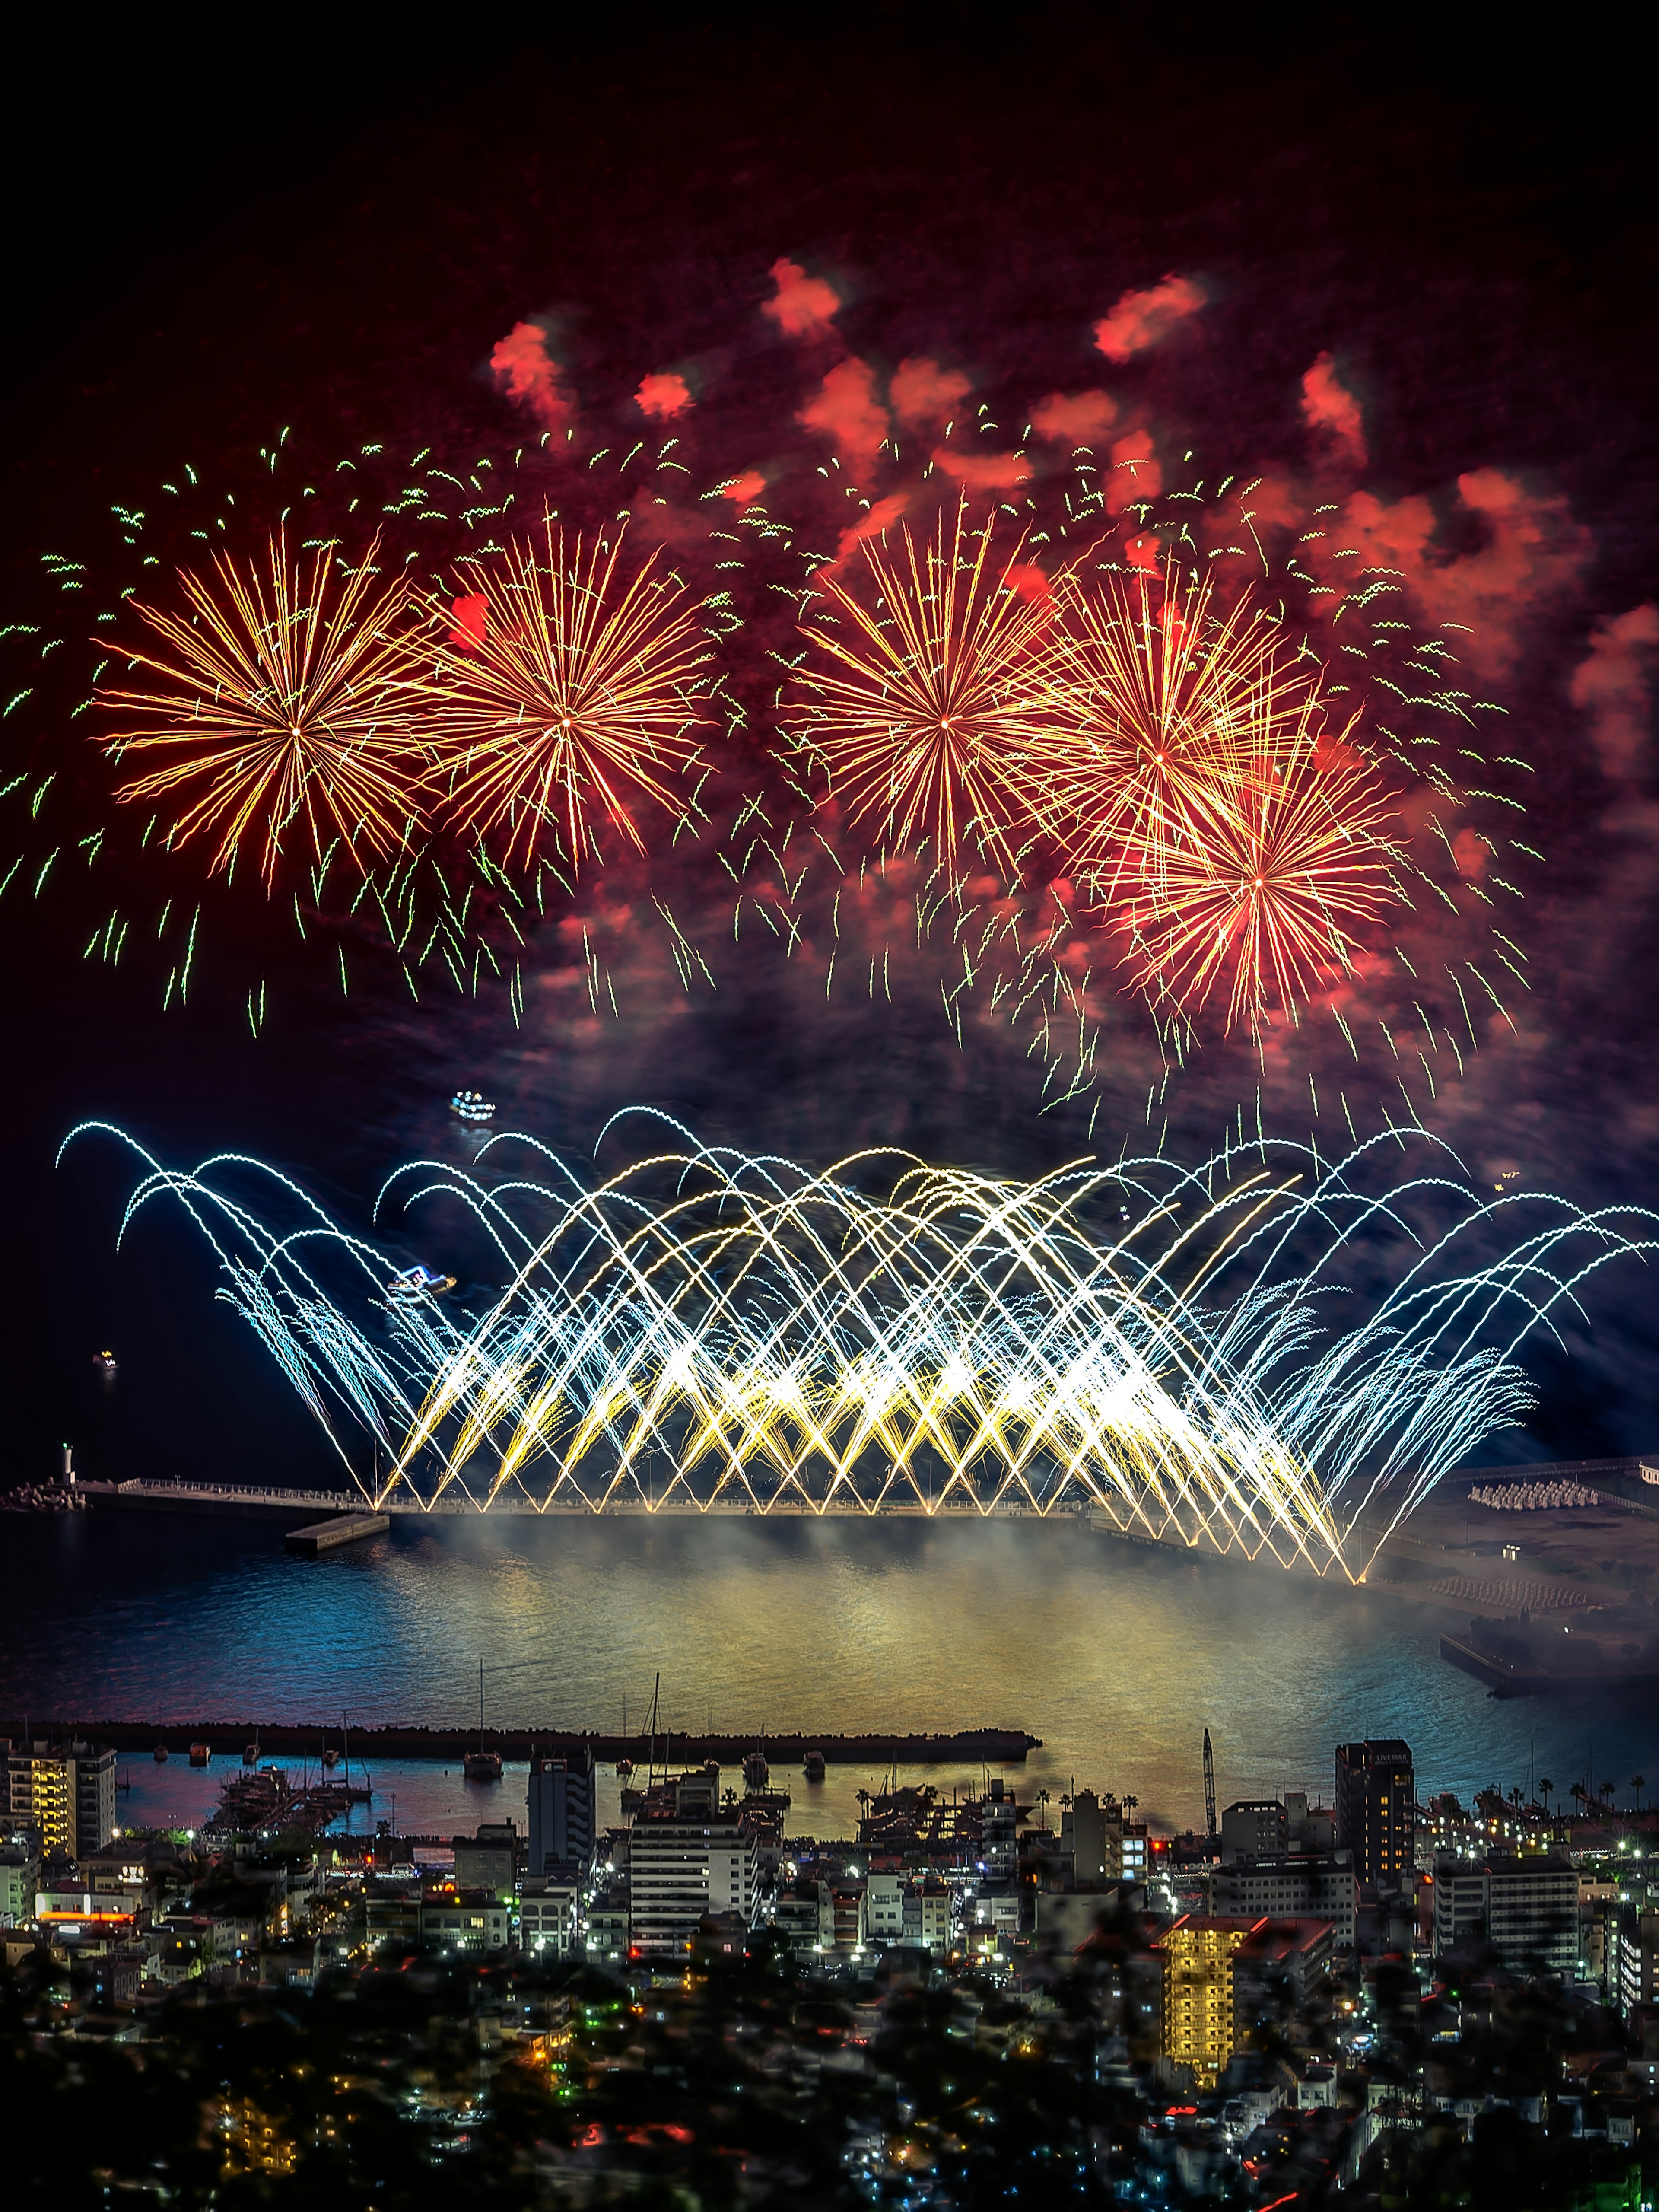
[153, 1742, 169, 1764]
[463, 1658, 503, 1783]
[95, 1349, 118, 1374]
[387, 1264, 457, 1299]
[743, 1747, 770, 1792]
[451, 1089, 497, 1125]
[804, 1748, 826, 1783]
[188, 1743, 211, 1768]
[244, 1741, 259, 1767]
[615, 1756, 635, 1778]
[322, 1745, 340, 1770]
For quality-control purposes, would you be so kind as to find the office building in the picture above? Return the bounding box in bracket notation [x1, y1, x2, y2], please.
[519, 1874, 581, 1957]
[0, 1846, 38, 1926]
[1335, 1740, 1414, 1892]
[629, 1812, 757, 1957]
[419, 1892, 513, 1953]
[454, 1821, 519, 1897]
[4, 1740, 116, 1860]
[1612, 1907, 1659, 2015]
[1062, 1790, 1108, 1882]
[1211, 1854, 1356, 1946]
[1220, 1801, 1287, 1866]
[1431, 1854, 1576, 1975]
[528, 1747, 596, 1878]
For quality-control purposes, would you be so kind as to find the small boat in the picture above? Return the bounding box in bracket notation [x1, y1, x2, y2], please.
[95, 1349, 118, 1374]
[464, 1658, 502, 1782]
[743, 1747, 770, 1792]
[387, 1264, 456, 1299]
[451, 1090, 497, 1125]
[244, 1742, 259, 1767]
[153, 1742, 169, 1764]
[804, 1748, 826, 1783]
[188, 1743, 211, 1768]
[322, 1745, 340, 1771]
[615, 1755, 635, 1778]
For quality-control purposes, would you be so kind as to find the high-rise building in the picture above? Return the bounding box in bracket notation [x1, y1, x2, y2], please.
[629, 1812, 758, 1957]
[4, 1740, 116, 1860]
[1335, 1740, 1414, 1892]
[1431, 1853, 1577, 1976]
[1154, 1917, 1254, 2089]
[527, 1748, 595, 1877]
[1211, 1854, 1356, 1946]
[1062, 1790, 1107, 1882]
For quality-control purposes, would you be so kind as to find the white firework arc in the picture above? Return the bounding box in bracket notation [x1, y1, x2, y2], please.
[61, 1112, 1657, 1579]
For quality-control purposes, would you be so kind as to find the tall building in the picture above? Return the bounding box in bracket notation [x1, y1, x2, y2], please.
[1154, 1917, 1254, 2089]
[1220, 1800, 1288, 1867]
[629, 1812, 757, 1957]
[527, 1747, 595, 1877]
[1431, 1854, 1577, 1976]
[454, 1821, 519, 1897]
[1062, 1790, 1107, 1882]
[4, 1740, 116, 1860]
[1335, 1740, 1414, 1891]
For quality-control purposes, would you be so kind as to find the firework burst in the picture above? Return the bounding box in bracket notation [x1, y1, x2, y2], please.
[95, 531, 429, 887]
[422, 517, 710, 872]
[788, 503, 1055, 879]
[1120, 745, 1400, 1031]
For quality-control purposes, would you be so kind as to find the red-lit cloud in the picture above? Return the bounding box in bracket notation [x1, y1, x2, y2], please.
[1301, 352, 1367, 465]
[636, 372, 693, 420]
[890, 355, 971, 430]
[448, 592, 488, 652]
[827, 492, 909, 570]
[1103, 430, 1161, 514]
[719, 470, 766, 507]
[762, 256, 841, 338]
[1092, 275, 1207, 363]
[1321, 470, 1590, 676]
[489, 320, 572, 429]
[1030, 389, 1118, 445]
[799, 359, 889, 474]
[1570, 604, 1659, 782]
[930, 447, 1031, 491]
[1004, 562, 1052, 610]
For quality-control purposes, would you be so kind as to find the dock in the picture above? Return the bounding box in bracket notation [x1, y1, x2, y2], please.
[284, 1513, 389, 1555]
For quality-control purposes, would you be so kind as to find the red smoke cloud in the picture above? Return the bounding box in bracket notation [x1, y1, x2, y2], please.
[799, 359, 889, 474]
[636, 372, 693, 420]
[1320, 469, 1590, 676]
[1123, 531, 1161, 575]
[1301, 352, 1367, 465]
[720, 470, 766, 507]
[1093, 275, 1207, 363]
[489, 320, 572, 428]
[762, 256, 840, 338]
[828, 492, 909, 570]
[1030, 390, 1118, 445]
[931, 447, 1031, 491]
[1004, 562, 1052, 610]
[1569, 604, 1659, 781]
[890, 355, 971, 430]
[448, 592, 489, 651]
[1104, 431, 1162, 514]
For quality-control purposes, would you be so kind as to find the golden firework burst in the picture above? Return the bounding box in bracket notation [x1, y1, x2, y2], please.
[96, 532, 427, 886]
[422, 518, 709, 872]
[787, 502, 1055, 879]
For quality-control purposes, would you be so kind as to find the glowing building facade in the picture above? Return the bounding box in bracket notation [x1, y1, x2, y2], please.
[4, 1740, 116, 1861]
[1155, 1917, 1253, 2088]
[1335, 1740, 1414, 1893]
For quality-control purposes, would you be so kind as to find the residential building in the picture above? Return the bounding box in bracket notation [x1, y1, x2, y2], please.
[1612, 1907, 1659, 2015]
[419, 1890, 512, 1953]
[1063, 1790, 1108, 1882]
[1431, 1854, 1578, 1975]
[586, 1884, 629, 1965]
[528, 1748, 596, 1877]
[901, 1876, 952, 1956]
[519, 1873, 580, 1958]
[1220, 1801, 1287, 1866]
[980, 1782, 1018, 1875]
[1285, 1793, 1336, 1852]
[864, 1871, 905, 1945]
[1120, 1822, 1148, 1884]
[1335, 1740, 1414, 1892]
[1211, 1853, 1356, 1946]
[4, 1739, 116, 1859]
[0, 1847, 38, 1926]
[1154, 1917, 1254, 2089]
[1035, 1886, 1117, 1953]
[454, 1821, 519, 1897]
[629, 1812, 757, 1957]
[773, 1878, 833, 1961]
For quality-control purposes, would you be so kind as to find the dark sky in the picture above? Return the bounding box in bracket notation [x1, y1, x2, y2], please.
[3, 12, 1656, 1495]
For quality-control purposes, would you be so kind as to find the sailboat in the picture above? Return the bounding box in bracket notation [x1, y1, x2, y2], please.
[615, 1690, 634, 1778]
[463, 1659, 502, 1783]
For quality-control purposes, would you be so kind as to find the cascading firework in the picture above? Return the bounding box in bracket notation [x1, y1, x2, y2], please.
[64, 1113, 1656, 1576]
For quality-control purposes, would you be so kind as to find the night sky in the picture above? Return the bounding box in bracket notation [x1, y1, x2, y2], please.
[3, 15, 1656, 1496]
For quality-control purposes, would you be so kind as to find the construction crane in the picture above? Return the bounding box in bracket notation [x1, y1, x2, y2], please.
[1203, 1728, 1217, 1840]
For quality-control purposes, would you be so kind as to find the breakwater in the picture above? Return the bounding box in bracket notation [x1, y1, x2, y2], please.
[2, 1719, 1040, 1766]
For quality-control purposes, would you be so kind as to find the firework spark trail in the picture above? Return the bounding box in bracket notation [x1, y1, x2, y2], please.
[786, 502, 1055, 879]
[422, 517, 712, 871]
[95, 532, 429, 886]
[63, 1113, 1658, 1578]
